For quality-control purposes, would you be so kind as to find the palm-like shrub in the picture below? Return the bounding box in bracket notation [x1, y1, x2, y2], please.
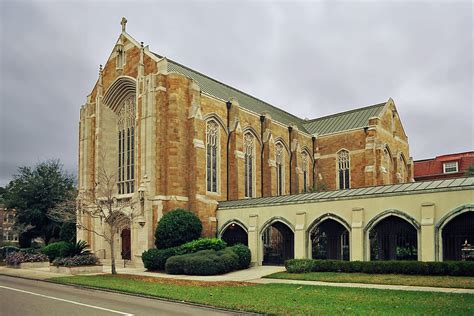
[154, 209, 202, 249]
[60, 240, 91, 258]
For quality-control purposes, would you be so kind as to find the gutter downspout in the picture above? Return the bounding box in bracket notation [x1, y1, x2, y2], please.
[226, 100, 232, 200]
[260, 115, 266, 197]
[288, 125, 293, 194]
[312, 135, 316, 190]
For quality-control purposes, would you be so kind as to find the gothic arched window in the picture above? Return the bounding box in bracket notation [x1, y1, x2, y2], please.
[382, 147, 392, 185]
[244, 133, 255, 198]
[117, 96, 135, 194]
[337, 149, 350, 190]
[276, 142, 285, 195]
[301, 151, 309, 192]
[206, 120, 219, 193]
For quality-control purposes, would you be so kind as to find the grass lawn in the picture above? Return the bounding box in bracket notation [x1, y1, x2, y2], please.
[53, 274, 474, 315]
[265, 272, 474, 289]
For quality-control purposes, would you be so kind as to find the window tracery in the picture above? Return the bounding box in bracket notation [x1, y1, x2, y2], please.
[337, 150, 350, 189]
[244, 133, 255, 198]
[206, 120, 219, 193]
[302, 151, 309, 192]
[276, 142, 285, 195]
[117, 95, 135, 194]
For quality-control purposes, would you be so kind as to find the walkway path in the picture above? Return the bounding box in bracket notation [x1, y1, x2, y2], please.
[1, 265, 473, 294]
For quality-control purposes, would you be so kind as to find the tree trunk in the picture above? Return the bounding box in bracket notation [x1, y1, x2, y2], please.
[110, 226, 117, 275]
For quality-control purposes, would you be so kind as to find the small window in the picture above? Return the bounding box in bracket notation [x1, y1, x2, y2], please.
[443, 162, 458, 174]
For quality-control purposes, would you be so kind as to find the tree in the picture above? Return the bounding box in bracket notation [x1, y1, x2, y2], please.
[48, 166, 138, 275]
[3, 160, 75, 245]
[466, 165, 474, 177]
[154, 209, 202, 249]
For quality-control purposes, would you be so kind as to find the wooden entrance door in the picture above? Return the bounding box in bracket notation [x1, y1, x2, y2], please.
[121, 228, 131, 260]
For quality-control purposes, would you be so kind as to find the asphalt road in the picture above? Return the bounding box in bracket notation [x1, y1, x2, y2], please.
[0, 275, 242, 316]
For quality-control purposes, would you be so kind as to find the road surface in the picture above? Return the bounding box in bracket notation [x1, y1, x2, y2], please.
[0, 275, 242, 316]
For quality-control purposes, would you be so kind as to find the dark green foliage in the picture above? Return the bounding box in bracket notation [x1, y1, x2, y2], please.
[142, 248, 178, 271]
[42, 241, 70, 262]
[59, 222, 76, 242]
[3, 160, 75, 244]
[165, 248, 240, 275]
[285, 259, 474, 276]
[61, 240, 91, 258]
[230, 244, 251, 269]
[154, 209, 202, 249]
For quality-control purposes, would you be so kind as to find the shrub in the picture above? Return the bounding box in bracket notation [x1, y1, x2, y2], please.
[5, 252, 48, 265]
[284, 259, 474, 276]
[177, 238, 227, 254]
[142, 248, 178, 271]
[230, 244, 251, 269]
[154, 209, 202, 249]
[42, 241, 70, 262]
[53, 254, 100, 267]
[60, 240, 91, 258]
[165, 248, 240, 275]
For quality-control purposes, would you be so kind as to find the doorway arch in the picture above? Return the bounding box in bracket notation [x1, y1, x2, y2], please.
[220, 221, 248, 246]
[309, 216, 350, 260]
[438, 207, 474, 261]
[120, 228, 131, 260]
[260, 219, 294, 265]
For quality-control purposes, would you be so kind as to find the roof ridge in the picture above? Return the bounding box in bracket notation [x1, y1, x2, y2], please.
[155, 52, 305, 124]
[304, 102, 386, 123]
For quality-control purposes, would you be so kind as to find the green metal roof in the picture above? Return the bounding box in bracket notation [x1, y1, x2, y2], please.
[302, 103, 385, 135]
[153, 52, 387, 135]
[218, 177, 474, 210]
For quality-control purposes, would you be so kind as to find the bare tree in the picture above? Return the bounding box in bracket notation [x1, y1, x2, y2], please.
[48, 166, 138, 275]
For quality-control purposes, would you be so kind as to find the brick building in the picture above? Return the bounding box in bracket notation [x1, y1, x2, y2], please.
[414, 151, 474, 181]
[78, 19, 413, 264]
[0, 205, 18, 245]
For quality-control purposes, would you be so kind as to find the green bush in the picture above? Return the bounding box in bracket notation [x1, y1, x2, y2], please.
[165, 248, 240, 275]
[154, 209, 202, 249]
[42, 241, 70, 262]
[284, 259, 474, 276]
[230, 244, 251, 269]
[142, 248, 178, 271]
[177, 238, 227, 254]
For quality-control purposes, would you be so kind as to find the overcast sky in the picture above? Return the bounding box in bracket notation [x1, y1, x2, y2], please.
[0, 0, 472, 186]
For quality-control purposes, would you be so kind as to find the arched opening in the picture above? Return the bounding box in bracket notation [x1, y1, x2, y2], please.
[221, 223, 248, 246]
[120, 228, 131, 260]
[262, 221, 294, 265]
[311, 219, 350, 260]
[442, 211, 474, 261]
[369, 216, 417, 261]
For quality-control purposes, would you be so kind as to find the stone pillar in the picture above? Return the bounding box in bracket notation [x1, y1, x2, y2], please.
[351, 207, 365, 261]
[295, 212, 307, 259]
[262, 116, 276, 197]
[248, 214, 259, 266]
[420, 202, 436, 261]
[228, 102, 245, 199]
[364, 118, 378, 187]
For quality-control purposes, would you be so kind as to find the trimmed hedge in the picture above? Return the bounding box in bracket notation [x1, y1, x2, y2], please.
[42, 241, 70, 262]
[230, 244, 251, 269]
[142, 238, 228, 271]
[53, 254, 100, 267]
[165, 248, 240, 275]
[155, 209, 202, 249]
[285, 259, 474, 276]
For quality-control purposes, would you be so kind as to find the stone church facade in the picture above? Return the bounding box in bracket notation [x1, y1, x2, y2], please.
[77, 19, 413, 264]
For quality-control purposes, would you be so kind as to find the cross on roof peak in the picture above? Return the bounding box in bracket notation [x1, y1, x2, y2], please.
[121, 17, 127, 32]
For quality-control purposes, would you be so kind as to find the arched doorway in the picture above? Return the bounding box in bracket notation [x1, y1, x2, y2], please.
[442, 211, 474, 261]
[310, 219, 350, 260]
[262, 221, 294, 265]
[221, 223, 248, 246]
[120, 228, 131, 260]
[369, 215, 417, 261]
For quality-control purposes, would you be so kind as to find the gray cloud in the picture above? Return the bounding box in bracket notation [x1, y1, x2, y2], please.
[0, 0, 472, 186]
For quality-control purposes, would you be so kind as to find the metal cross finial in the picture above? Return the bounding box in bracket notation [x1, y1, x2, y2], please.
[121, 17, 127, 32]
[99, 64, 103, 73]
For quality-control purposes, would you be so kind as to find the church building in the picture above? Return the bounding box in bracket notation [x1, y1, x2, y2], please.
[77, 19, 415, 265]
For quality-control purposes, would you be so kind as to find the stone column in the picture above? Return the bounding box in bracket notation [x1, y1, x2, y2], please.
[228, 102, 245, 200]
[420, 202, 436, 261]
[364, 118, 378, 187]
[295, 212, 307, 259]
[351, 207, 365, 261]
[248, 214, 259, 266]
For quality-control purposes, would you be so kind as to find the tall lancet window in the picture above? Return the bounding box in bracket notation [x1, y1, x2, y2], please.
[117, 96, 135, 194]
[301, 151, 309, 192]
[276, 142, 285, 196]
[382, 147, 392, 185]
[337, 149, 350, 190]
[206, 120, 219, 193]
[244, 133, 255, 198]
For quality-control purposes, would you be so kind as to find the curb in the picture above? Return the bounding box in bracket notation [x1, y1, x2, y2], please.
[0, 273, 260, 315]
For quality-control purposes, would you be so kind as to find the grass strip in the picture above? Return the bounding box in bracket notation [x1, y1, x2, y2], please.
[265, 272, 474, 289]
[52, 274, 474, 315]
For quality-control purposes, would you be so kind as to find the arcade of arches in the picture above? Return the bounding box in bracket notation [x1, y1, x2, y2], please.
[217, 181, 473, 265]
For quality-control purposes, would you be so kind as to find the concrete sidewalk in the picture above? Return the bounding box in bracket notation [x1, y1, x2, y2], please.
[1, 265, 473, 294]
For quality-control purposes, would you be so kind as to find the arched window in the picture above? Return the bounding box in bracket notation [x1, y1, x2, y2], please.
[276, 142, 285, 195]
[337, 150, 350, 189]
[206, 120, 219, 193]
[301, 151, 309, 192]
[382, 147, 391, 185]
[117, 95, 135, 194]
[244, 133, 255, 198]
